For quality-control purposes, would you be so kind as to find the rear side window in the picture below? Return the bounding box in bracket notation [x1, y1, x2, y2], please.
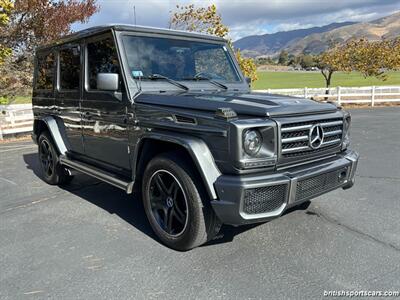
[59, 46, 80, 90]
[36, 53, 55, 90]
[87, 37, 121, 90]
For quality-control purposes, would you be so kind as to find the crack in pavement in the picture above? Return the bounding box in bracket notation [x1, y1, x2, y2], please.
[306, 209, 400, 253]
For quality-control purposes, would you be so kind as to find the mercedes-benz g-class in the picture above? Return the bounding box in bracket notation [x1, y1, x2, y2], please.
[32, 25, 359, 250]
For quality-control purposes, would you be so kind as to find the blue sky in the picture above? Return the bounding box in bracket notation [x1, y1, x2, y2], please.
[73, 0, 400, 40]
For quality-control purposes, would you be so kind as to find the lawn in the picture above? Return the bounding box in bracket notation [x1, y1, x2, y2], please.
[252, 71, 400, 89]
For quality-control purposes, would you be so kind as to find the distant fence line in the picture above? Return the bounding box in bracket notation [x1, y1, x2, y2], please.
[1, 85, 400, 139]
[256, 85, 400, 106]
[0, 104, 33, 140]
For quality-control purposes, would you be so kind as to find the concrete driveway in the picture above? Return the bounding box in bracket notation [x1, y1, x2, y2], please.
[1, 107, 399, 299]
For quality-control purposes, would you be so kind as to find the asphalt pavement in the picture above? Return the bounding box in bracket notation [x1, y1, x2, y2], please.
[1, 107, 399, 299]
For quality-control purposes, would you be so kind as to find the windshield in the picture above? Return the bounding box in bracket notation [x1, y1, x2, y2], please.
[122, 35, 241, 83]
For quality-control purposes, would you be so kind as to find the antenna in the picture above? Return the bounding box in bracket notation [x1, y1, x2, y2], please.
[133, 5, 137, 25]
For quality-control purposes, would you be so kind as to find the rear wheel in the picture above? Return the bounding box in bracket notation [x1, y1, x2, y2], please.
[142, 152, 221, 251]
[38, 131, 72, 185]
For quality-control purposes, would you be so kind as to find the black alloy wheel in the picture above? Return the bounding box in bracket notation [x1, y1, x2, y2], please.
[142, 152, 221, 251]
[148, 170, 188, 236]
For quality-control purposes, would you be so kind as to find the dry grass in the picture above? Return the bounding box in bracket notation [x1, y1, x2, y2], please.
[0, 134, 32, 143]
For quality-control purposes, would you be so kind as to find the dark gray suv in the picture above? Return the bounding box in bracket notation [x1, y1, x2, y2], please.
[31, 25, 359, 250]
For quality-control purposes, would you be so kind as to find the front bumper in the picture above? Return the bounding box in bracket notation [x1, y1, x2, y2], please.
[211, 150, 359, 225]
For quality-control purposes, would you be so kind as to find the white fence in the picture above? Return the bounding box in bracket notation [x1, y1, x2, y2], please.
[256, 86, 400, 106]
[0, 85, 399, 139]
[0, 104, 33, 140]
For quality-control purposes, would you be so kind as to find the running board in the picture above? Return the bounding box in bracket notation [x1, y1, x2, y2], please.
[59, 155, 134, 194]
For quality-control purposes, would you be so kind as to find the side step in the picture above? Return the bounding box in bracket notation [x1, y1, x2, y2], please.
[59, 155, 134, 194]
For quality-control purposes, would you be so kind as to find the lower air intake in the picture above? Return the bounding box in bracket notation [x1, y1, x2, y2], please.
[243, 184, 288, 214]
[296, 167, 348, 202]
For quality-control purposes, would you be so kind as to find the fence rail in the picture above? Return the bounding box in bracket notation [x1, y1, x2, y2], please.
[256, 86, 400, 106]
[0, 104, 33, 140]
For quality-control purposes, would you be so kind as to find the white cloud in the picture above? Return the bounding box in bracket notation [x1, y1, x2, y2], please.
[73, 0, 400, 40]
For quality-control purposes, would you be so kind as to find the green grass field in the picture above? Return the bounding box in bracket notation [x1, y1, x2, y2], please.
[4, 71, 400, 104]
[252, 71, 400, 89]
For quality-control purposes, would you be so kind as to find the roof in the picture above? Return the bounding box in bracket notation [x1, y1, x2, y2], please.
[37, 24, 226, 51]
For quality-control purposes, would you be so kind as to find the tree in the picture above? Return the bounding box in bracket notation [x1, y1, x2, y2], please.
[0, 0, 98, 103]
[0, 0, 13, 64]
[345, 38, 400, 80]
[316, 45, 351, 90]
[299, 54, 316, 69]
[278, 50, 288, 65]
[3, 0, 98, 55]
[317, 38, 400, 91]
[170, 4, 258, 82]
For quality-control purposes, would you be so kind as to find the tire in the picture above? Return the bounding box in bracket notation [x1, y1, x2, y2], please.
[38, 131, 73, 185]
[142, 152, 221, 251]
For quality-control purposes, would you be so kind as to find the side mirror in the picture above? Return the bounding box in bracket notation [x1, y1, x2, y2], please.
[97, 73, 119, 91]
[245, 77, 252, 86]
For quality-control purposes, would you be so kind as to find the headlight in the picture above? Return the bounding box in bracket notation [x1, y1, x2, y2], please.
[243, 130, 262, 156]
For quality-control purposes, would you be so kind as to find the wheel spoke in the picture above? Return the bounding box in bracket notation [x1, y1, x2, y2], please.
[169, 181, 179, 199]
[172, 207, 185, 225]
[155, 174, 169, 196]
[166, 208, 173, 233]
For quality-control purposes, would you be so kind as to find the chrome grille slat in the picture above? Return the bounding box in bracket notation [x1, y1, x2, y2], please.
[282, 135, 309, 143]
[322, 120, 343, 127]
[280, 117, 343, 159]
[281, 124, 312, 133]
[324, 130, 342, 137]
[282, 145, 310, 154]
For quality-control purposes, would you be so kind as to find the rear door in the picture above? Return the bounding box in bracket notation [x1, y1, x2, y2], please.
[81, 33, 130, 172]
[55, 44, 84, 154]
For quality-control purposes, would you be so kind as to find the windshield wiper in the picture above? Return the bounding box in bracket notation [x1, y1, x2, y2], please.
[191, 74, 228, 90]
[148, 74, 189, 91]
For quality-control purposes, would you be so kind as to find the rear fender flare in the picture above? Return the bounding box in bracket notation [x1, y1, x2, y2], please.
[35, 116, 68, 155]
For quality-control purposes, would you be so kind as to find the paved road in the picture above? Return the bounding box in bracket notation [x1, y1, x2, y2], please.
[1, 108, 399, 299]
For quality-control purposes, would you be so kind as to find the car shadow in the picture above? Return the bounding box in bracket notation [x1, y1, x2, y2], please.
[22, 152, 310, 249]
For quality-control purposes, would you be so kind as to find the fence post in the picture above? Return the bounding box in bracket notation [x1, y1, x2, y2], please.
[304, 87, 308, 98]
[337, 86, 341, 105]
[0, 127, 3, 140]
[9, 110, 15, 126]
[371, 86, 375, 107]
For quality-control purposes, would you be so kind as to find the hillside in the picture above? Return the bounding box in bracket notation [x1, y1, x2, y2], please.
[234, 11, 400, 57]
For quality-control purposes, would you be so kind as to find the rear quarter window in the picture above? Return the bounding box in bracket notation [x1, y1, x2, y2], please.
[35, 53, 55, 90]
[59, 46, 80, 90]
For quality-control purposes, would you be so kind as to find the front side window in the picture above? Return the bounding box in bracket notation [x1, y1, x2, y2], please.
[59, 46, 80, 90]
[122, 36, 240, 82]
[36, 53, 55, 90]
[87, 36, 121, 90]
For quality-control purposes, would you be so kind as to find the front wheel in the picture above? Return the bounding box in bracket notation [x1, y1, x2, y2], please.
[142, 152, 221, 251]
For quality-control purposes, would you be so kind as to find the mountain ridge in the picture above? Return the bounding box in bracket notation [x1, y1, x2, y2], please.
[234, 11, 400, 57]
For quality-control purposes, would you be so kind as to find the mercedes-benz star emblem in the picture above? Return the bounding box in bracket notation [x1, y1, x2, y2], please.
[309, 124, 324, 149]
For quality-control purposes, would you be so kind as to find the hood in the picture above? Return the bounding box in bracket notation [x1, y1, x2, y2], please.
[136, 91, 338, 118]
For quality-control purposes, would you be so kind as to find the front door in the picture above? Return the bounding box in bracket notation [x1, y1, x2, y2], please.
[81, 33, 130, 172]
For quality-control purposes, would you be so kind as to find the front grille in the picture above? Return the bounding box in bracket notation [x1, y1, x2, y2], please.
[243, 184, 288, 214]
[295, 167, 348, 202]
[280, 118, 343, 158]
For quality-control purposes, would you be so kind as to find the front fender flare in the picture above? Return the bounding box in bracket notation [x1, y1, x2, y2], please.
[133, 132, 221, 200]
